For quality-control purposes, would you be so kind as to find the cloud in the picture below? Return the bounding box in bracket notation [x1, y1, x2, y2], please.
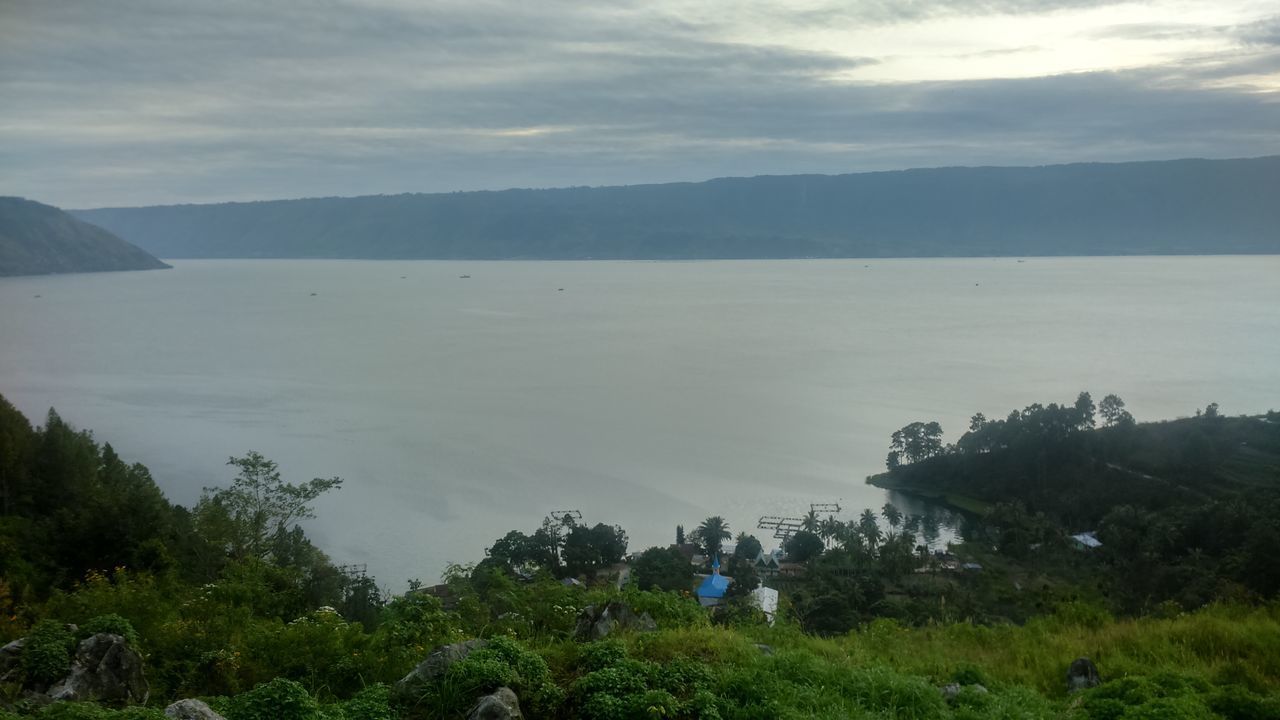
[1, 0, 1278, 207]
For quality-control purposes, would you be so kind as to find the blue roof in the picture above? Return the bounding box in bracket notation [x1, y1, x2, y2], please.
[698, 573, 731, 599]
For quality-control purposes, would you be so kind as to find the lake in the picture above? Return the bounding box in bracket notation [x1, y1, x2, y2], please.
[1, 257, 1277, 588]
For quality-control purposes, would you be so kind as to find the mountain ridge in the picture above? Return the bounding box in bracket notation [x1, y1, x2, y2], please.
[70, 155, 1280, 260]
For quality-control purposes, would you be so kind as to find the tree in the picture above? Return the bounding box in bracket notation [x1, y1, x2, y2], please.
[881, 503, 903, 533]
[632, 546, 693, 592]
[676, 524, 685, 545]
[197, 451, 342, 562]
[1075, 391, 1096, 429]
[888, 421, 945, 467]
[487, 529, 556, 572]
[858, 509, 881, 548]
[1099, 394, 1134, 427]
[734, 533, 762, 561]
[723, 555, 760, 599]
[690, 516, 731, 560]
[801, 509, 820, 533]
[562, 523, 628, 577]
[783, 530, 824, 563]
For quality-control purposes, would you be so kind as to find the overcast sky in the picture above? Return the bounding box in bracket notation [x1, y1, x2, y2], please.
[1, 0, 1278, 208]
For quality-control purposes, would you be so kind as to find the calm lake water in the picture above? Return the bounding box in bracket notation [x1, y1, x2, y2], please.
[2, 257, 1278, 588]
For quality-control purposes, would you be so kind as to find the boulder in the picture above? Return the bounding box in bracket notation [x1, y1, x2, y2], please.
[1066, 657, 1102, 692]
[942, 682, 988, 703]
[393, 639, 489, 704]
[165, 699, 227, 720]
[0, 638, 25, 683]
[469, 687, 522, 720]
[573, 601, 657, 641]
[48, 633, 148, 705]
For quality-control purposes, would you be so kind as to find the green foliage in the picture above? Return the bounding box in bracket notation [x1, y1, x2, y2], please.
[228, 677, 322, 720]
[733, 535, 762, 562]
[22, 619, 75, 685]
[563, 524, 629, 578]
[632, 547, 694, 593]
[80, 613, 140, 645]
[333, 684, 393, 720]
[689, 518, 731, 560]
[198, 452, 342, 563]
[781, 531, 823, 563]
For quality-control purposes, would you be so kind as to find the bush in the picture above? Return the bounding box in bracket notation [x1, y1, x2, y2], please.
[22, 620, 76, 686]
[228, 677, 322, 720]
[335, 684, 393, 720]
[80, 614, 140, 646]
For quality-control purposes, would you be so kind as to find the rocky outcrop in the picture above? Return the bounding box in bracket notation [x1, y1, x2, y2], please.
[1067, 657, 1102, 692]
[469, 687, 522, 720]
[48, 633, 148, 705]
[165, 699, 227, 720]
[0, 638, 25, 683]
[573, 601, 657, 641]
[393, 639, 489, 706]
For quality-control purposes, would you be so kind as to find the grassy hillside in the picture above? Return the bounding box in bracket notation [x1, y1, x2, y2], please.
[72, 156, 1280, 260]
[0, 197, 169, 277]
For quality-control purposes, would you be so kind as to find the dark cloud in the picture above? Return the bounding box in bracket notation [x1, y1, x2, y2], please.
[1, 0, 1277, 207]
[1237, 16, 1280, 46]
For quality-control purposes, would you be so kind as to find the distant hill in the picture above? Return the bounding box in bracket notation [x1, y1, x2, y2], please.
[0, 197, 170, 277]
[72, 156, 1280, 260]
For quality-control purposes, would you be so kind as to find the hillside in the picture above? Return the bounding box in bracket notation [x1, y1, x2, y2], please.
[0, 197, 170, 277]
[71, 156, 1280, 260]
[3, 394, 1280, 718]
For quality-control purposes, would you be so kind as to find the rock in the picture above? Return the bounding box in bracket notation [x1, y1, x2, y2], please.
[47, 633, 148, 706]
[942, 682, 988, 703]
[469, 687, 522, 720]
[754, 644, 775, 656]
[165, 699, 227, 720]
[1067, 657, 1102, 692]
[393, 639, 489, 704]
[0, 638, 25, 683]
[573, 601, 657, 641]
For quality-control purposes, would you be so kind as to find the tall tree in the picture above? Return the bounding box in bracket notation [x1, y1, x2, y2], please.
[734, 533, 762, 561]
[881, 503, 903, 534]
[1099, 394, 1135, 427]
[858, 509, 882, 548]
[197, 451, 342, 562]
[691, 516, 732, 560]
[888, 421, 945, 467]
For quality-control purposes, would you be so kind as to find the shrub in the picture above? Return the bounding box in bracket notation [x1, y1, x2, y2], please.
[80, 614, 140, 646]
[22, 620, 76, 686]
[951, 664, 989, 687]
[228, 677, 322, 720]
[336, 684, 393, 720]
[578, 640, 628, 671]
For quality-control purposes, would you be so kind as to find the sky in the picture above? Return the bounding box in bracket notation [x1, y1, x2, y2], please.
[1, 0, 1278, 208]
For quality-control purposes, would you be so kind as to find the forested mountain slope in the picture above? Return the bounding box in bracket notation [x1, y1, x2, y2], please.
[72, 156, 1280, 260]
[0, 197, 169, 276]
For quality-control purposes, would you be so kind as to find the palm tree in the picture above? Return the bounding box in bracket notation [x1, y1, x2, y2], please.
[801, 509, 820, 533]
[819, 516, 842, 549]
[881, 503, 902, 536]
[690, 516, 731, 560]
[859, 509, 882, 548]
